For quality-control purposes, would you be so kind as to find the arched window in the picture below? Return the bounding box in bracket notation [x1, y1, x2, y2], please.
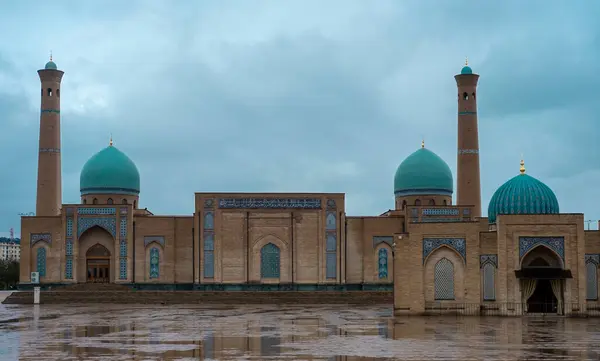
[587, 261, 598, 300]
[428, 199, 435, 205]
[402, 200, 407, 210]
[326, 212, 336, 230]
[434, 257, 454, 300]
[260, 243, 280, 279]
[149, 247, 159, 279]
[443, 199, 448, 206]
[462, 92, 469, 100]
[122, 199, 128, 204]
[415, 199, 421, 206]
[378, 248, 388, 279]
[83, 199, 87, 204]
[482, 263, 495, 301]
[133, 200, 137, 209]
[57, 89, 60, 97]
[107, 198, 113, 205]
[47, 88, 53, 97]
[36, 248, 47, 277]
[203, 233, 214, 278]
[93, 198, 98, 205]
[326, 234, 337, 279]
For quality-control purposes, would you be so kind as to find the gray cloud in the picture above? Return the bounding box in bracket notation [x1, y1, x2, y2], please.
[1, 0, 600, 236]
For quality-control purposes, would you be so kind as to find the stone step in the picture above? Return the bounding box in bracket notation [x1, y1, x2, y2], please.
[2, 291, 392, 305]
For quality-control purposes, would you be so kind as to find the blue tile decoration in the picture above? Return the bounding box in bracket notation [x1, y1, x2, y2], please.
[31, 233, 52, 247]
[120, 218, 127, 239]
[36, 248, 47, 277]
[65, 258, 73, 279]
[203, 231, 214, 278]
[41, 109, 60, 114]
[326, 212, 336, 230]
[66, 218, 73, 237]
[326, 253, 336, 279]
[378, 248, 388, 279]
[458, 149, 479, 155]
[480, 254, 498, 268]
[325, 208, 337, 280]
[204, 199, 214, 209]
[463, 208, 470, 216]
[422, 208, 459, 216]
[458, 111, 477, 115]
[219, 198, 321, 209]
[149, 247, 160, 279]
[120, 240, 127, 257]
[120, 207, 128, 215]
[586, 254, 600, 265]
[373, 236, 393, 248]
[261, 243, 281, 278]
[326, 199, 336, 209]
[419, 218, 464, 223]
[423, 238, 466, 264]
[66, 240, 73, 256]
[144, 236, 165, 248]
[204, 212, 214, 230]
[519, 237, 564, 262]
[39, 148, 60, 153]
[78, 207, 116, 215]
[119, 257, 127, 280]
[77, 217, 116, 237]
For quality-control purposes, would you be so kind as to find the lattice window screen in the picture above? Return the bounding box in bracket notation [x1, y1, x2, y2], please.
[587, 262, 598, 300]
[261, 243, 281, 279]
[434, 257, 454, 300]
[483, 263, 495, 300]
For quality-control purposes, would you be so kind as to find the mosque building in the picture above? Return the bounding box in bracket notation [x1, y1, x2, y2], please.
[19, 58, 600, 315]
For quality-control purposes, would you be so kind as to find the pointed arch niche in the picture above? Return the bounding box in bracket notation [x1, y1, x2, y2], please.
[77, 226, 115, 282]
[424, 246, 465, 302]
[251, 235, 290, 283]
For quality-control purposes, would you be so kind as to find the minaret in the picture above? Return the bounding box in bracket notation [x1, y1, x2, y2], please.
[455, 58, 482, 217]
[35, 55, 64, 216]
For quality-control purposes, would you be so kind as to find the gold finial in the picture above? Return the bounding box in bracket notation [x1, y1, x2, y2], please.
[109, 134, 113, 146]
[50, 51, 52, 62]
[519, 156, 526, 174]
[421, 139, 425, 148]
[465, 57, 468, 66]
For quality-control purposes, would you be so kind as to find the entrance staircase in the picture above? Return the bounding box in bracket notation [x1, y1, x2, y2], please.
[2, 285, 392, 305]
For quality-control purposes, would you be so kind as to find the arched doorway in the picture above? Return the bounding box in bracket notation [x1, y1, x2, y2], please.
[86, 244, 111, 283]
[519, 246, 565, 314]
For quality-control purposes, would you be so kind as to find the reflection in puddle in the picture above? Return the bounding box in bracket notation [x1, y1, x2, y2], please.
[0, 304, 599, 360]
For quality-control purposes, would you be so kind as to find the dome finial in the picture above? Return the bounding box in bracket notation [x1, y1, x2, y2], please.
[109, 134, 113, 147]
[50, 50, 52, 62]
[421, 139, 425, 148]
[520, 156, 526, 174]
[465, 57, 468, 66]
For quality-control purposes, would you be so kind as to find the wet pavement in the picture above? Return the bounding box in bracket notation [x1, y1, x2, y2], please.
[1, 298, 600, 360]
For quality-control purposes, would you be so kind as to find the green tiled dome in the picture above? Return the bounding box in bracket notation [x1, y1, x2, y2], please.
[487, 162, 559, 223]
[394, 145, 453, 196]
[45, 61, 57, 70]
[80, 144, 140, 196]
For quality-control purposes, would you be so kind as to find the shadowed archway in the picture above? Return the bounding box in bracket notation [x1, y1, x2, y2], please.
[78, 226, 115, 283]
[519, 245, 565, 314]
[86, 244, 111, 283]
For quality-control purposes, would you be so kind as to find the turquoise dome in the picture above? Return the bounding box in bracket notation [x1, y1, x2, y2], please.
[394, 146, 453, 196]
[80, 145, 140, 196]
[45, 61, 57, 70]
[487, 166, 559, 223]
[461, 65, 473, 74]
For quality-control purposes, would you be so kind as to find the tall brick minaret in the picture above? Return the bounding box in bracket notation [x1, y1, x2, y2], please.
[35, 56, 64, 216]
[455, 59, 481, 217]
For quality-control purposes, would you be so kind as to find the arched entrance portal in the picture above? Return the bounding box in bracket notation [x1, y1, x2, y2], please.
[518, 245, 567, 314]
[86, 244, 111, 283]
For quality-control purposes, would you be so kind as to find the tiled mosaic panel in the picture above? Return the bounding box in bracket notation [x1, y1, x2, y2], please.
[325, 212, 336, 230]
[203, 251, 214, 278]
[65, 258, 73, 279]
[36, 248, 46, 277]
[78, 207, 116, 215]
[261, 243, 280, 279]
[434, 257, 454, 300]
[66, 218, 73, 237]
[204, 212, 214, 230]
[119, 258, 127, 280]
[378, 248, 388, 279]
[120, 241, 127, 257]
[587, 262, 598, 300]
[77, 217, 116, 237]
[149, 248, 159, 279]
[483, 263, 495, 300]
[219, 198, 321, 209]
[519, 237, 564, 261]
[326, 252, 336, 279]
[66, 241, 73, 256]
[120, 218, 127, 239]
[423, 238, 466, 264]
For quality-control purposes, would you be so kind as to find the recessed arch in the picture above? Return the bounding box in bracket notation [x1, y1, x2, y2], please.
[78, 226, 115, 283]
[424, 244, 466, 266]
[521, 244, 563, 269]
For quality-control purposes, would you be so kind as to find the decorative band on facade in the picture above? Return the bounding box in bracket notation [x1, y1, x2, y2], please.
[41, 109, 60, 114]
[394, 188, 453, 197]
[458, 149, 479, 155]
[40, 148, 60, 153]
[423, 238, 466, 264]
[458, 111, 477, 115]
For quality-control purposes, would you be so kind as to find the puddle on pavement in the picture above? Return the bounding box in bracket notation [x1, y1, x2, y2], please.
[1, 304, 600, 360]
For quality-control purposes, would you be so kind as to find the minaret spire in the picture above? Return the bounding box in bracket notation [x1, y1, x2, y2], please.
[455, 60, 482, 217]
[35, 57, 64, 216]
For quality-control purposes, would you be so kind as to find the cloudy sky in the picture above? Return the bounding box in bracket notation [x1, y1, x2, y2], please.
[1, 0, 599, 237]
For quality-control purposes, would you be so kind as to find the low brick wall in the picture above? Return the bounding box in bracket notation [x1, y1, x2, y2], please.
[2, 289, 392, 305]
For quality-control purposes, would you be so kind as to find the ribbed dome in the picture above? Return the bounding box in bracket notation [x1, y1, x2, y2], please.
[487, 165, 559, 223]
[394, 146, 453, 196]
[80, 145, 140, 196]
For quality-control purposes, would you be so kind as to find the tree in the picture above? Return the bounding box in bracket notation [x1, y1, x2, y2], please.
[0, 259, 19, 289]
